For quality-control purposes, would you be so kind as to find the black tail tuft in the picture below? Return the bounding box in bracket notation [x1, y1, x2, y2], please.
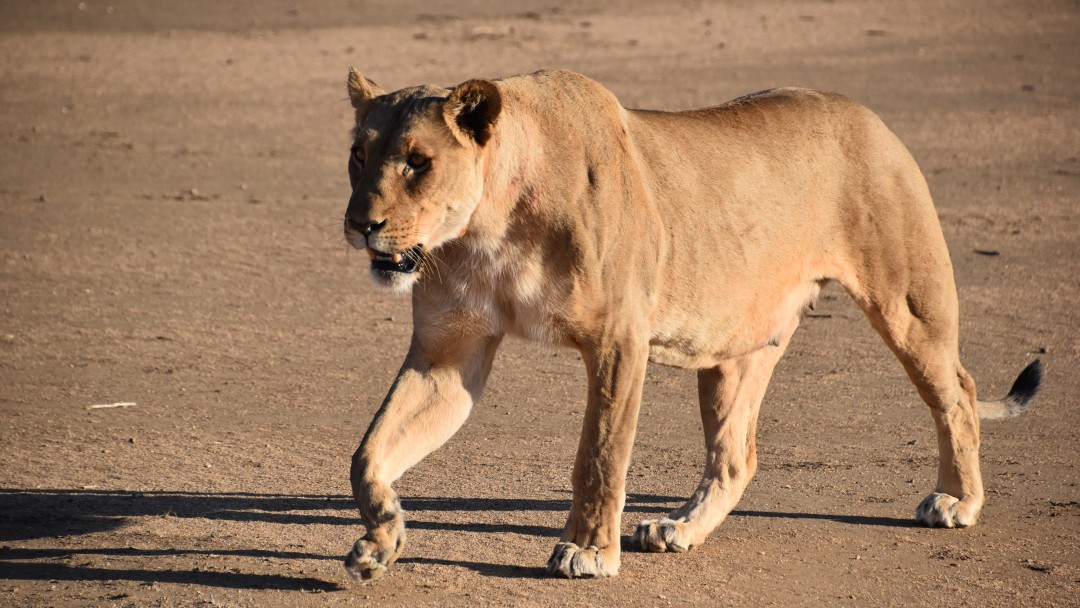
[1005, 359, 1043, 410]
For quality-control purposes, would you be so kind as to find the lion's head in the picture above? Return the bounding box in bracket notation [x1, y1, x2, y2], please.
[343, 69, 502, 291]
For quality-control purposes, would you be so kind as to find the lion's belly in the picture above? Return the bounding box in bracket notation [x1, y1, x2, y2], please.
[647, 342, 726, 368]
[648, 280, 822, 368]
[647, 321, 762, 368]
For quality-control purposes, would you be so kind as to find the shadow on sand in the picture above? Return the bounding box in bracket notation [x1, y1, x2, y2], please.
[0, 487, 912, 588]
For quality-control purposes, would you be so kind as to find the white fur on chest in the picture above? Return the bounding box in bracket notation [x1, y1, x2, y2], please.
[445, 249, 569, 345]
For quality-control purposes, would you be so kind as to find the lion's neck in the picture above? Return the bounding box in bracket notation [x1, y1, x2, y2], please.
[459, 109, 546, 257]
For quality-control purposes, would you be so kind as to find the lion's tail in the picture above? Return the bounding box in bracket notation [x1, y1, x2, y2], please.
[977, 360, 1044, 420]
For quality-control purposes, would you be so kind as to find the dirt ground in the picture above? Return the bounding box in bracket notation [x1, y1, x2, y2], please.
[1, 1, 1077, 606]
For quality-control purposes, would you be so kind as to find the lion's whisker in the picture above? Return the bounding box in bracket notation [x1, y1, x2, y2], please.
[414, 246, 440, 284]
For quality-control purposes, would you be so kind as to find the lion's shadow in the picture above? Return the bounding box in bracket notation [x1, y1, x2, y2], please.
[0, 487, 913, 588]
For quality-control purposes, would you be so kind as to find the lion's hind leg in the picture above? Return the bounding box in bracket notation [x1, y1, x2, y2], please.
[633, 322, 795, 552]
[863, 303, 984, 527]
[844, 258, 985, 528]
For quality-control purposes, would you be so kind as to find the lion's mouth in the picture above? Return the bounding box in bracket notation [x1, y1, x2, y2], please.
[369, 245, 424, 274]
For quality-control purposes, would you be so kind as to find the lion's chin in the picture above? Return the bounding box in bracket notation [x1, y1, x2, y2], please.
[369, 268, 420, 293]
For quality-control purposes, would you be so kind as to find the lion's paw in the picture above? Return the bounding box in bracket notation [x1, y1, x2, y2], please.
[632, 518, 692, 553]
[343, 539, 388, 583]
[343, 530, 404, 584]
[915, 492, 978, 528]
[545, 542, 619, 579]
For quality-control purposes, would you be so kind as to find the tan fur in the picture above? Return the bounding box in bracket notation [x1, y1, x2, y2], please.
[340, 68, 1025, 582]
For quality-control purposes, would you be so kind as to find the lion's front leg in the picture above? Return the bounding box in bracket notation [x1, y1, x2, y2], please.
[547, 337, 649, 579]
[344, 331, 502, 583]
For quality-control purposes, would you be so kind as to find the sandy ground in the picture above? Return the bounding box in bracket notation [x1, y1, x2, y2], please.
[1, 1, 1078, 606]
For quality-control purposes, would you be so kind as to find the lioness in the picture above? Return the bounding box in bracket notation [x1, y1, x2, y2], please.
[340, 68, 1042, 581]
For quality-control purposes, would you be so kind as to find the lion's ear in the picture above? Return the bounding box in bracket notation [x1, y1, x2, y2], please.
[444, 79, 502, 146]
[347, 68, 384, 110]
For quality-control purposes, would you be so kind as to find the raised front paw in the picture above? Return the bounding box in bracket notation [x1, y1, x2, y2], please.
[343, 524, 406, 584]
[915, 492, 979, 528]
[632, 517, 693, 553]
[545, 542, 620, 578]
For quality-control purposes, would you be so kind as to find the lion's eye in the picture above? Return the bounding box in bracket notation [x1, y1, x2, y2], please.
[351, 148, 365, 169]
[405, 153, 430, 172]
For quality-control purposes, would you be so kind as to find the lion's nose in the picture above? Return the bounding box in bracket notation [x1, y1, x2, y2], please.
[346, 217, 386, 235]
